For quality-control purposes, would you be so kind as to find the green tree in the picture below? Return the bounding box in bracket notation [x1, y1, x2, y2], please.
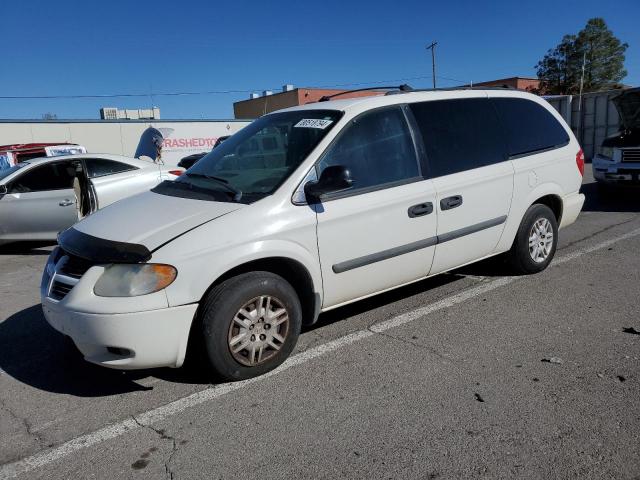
[535, 18, 628, 95]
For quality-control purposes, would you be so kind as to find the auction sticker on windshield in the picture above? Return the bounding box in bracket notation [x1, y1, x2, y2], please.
[294, 119, 334, 129]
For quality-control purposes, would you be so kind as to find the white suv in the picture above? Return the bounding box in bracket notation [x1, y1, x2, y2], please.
[41, 88, 585, 380]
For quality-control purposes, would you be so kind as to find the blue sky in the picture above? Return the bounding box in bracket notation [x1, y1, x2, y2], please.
[1, 0, 638, 119]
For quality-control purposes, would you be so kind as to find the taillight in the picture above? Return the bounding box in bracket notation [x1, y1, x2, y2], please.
[168, 169, 184, 176]
[576, 149, 585, 176]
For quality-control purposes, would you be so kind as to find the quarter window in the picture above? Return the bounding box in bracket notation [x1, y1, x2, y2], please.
[491, 97, 570, 158]
[409, 98, 506, 178]
[10, 162, 76, 193]
[318, 106, 420, 193]
[85, 158, 137, 178]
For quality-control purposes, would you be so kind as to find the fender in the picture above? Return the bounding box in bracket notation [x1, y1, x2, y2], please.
[159, 238, 323, 310]
[495, 181, 564, 253]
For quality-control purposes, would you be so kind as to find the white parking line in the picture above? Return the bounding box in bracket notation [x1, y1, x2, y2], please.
[2, 225, 640, 479]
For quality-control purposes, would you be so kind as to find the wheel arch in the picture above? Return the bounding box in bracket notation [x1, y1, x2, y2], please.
[496, 183, 565, 253]
[532, 193, 563, 224]
[207, 256, 321, 327]
[181, 254, 321, 366]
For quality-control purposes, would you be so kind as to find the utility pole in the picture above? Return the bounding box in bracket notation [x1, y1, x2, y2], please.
[426, 41, 438, 88]
[577, 51, 586, 142]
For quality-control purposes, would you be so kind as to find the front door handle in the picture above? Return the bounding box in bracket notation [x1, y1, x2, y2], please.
[408, 202, 433, 218]
[59, 199, 74, 207]
[440, 195, 463, 211]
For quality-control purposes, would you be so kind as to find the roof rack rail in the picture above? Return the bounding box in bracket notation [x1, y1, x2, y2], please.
[400, 85, 522, 93]
[318, 84, 413, 102]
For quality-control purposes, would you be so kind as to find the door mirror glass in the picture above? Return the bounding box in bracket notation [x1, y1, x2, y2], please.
[304, 165, 353, 202]
[0, 184, 7, 195]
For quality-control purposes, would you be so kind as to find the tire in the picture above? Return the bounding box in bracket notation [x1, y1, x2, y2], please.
[507, 204, 558, 274]
[199, 271, 302, 381]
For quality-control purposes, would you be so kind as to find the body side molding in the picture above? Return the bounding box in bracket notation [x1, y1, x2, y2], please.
[332, 215, 508, 274]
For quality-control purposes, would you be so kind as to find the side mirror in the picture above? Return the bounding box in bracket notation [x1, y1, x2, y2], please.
[0, 185, 7, 195]
[304, 165, 353, 203]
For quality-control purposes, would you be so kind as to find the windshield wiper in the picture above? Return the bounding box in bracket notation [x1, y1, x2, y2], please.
[185, 172, 242, 201]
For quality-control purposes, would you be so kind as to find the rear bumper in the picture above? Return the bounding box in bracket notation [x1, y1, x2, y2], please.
[42, 298, 198, 370]
[559, 192, 585, 229]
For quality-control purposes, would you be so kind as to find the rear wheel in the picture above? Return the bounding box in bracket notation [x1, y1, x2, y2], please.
[508, 204, 558, 274]
[199, 272, 301, 381]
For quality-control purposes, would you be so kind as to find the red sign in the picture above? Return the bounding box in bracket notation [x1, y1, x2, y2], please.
[162, 137, 219, 149]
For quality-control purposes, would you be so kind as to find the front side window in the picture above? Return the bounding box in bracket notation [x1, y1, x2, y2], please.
[154, 110, 342, 203]
[491, 97, 570, 158]
[10, 162, 75, 193]
[409, 98, 506, 178]
[85, 158, 137, 178]
[317, 106, 420, 193]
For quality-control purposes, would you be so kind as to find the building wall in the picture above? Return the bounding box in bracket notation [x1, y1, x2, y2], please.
[234, 90, 300, 118]
[545, 90, 622, 159]
[0, 119, 250, 166]
[233, 88, 385, 118]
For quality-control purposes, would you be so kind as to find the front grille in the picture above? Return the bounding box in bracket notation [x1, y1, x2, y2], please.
[50, 281, 74, 301]
[46, 251, 94, 301]
[621, 149, 640, 163]
[58, 252, 94, 279]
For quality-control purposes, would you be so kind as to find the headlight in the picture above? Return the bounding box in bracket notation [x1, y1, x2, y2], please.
[94, 264, 177, 297]
[599, 147, 614, 160]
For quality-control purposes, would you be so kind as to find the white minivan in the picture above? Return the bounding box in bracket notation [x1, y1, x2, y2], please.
[41, 88, 585, 380]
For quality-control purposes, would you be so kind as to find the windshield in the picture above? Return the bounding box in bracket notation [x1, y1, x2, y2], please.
[154, 109, 342, 203]
[0, 163, 26, 182]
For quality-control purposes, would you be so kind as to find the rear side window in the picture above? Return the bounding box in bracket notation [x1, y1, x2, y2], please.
[10, 162, 76, 192]
[409, 98, 506, 178]
[318, 106, 420, 193]
[491, 97, 569, 158]
[85, 158, 137, 178]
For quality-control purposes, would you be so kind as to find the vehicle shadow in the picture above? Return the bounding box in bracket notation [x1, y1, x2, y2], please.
[580, 181, 640, 213]
[0, 305, 211, 397]
[0, 241, 56, 256]
[305, 262, 514, 331]
[307, 272, 464, 331]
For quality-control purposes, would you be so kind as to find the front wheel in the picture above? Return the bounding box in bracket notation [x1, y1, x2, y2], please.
[507, 204, 558, 274]
[199, 272, 302, 381]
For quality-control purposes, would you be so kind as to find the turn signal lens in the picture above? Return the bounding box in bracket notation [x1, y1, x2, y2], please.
[168, 169, 184, 176]
[94, 264, 177, 297]
[576, 149, 585, 176]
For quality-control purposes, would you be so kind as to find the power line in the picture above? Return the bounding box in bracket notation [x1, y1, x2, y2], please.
[0, 74, 468, 100]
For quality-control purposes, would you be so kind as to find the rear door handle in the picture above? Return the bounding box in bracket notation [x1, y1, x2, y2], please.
[408, 202, 433, 218]
[59, 199, 74, 207]
[440, 195, 463, 210]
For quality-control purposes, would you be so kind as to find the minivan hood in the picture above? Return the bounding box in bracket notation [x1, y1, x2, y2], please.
[72, 190, 243, 251]
[612, 88, 640, 130]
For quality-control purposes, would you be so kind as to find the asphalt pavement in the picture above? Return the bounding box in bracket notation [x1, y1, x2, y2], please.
[0, 168, 639, 479]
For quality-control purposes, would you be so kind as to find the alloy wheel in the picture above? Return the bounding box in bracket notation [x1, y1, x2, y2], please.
[227, 295, 290, 366]
[528, 218, 554, 263]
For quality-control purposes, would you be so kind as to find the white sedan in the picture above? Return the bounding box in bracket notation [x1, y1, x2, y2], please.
[0, 154, 182, 245]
